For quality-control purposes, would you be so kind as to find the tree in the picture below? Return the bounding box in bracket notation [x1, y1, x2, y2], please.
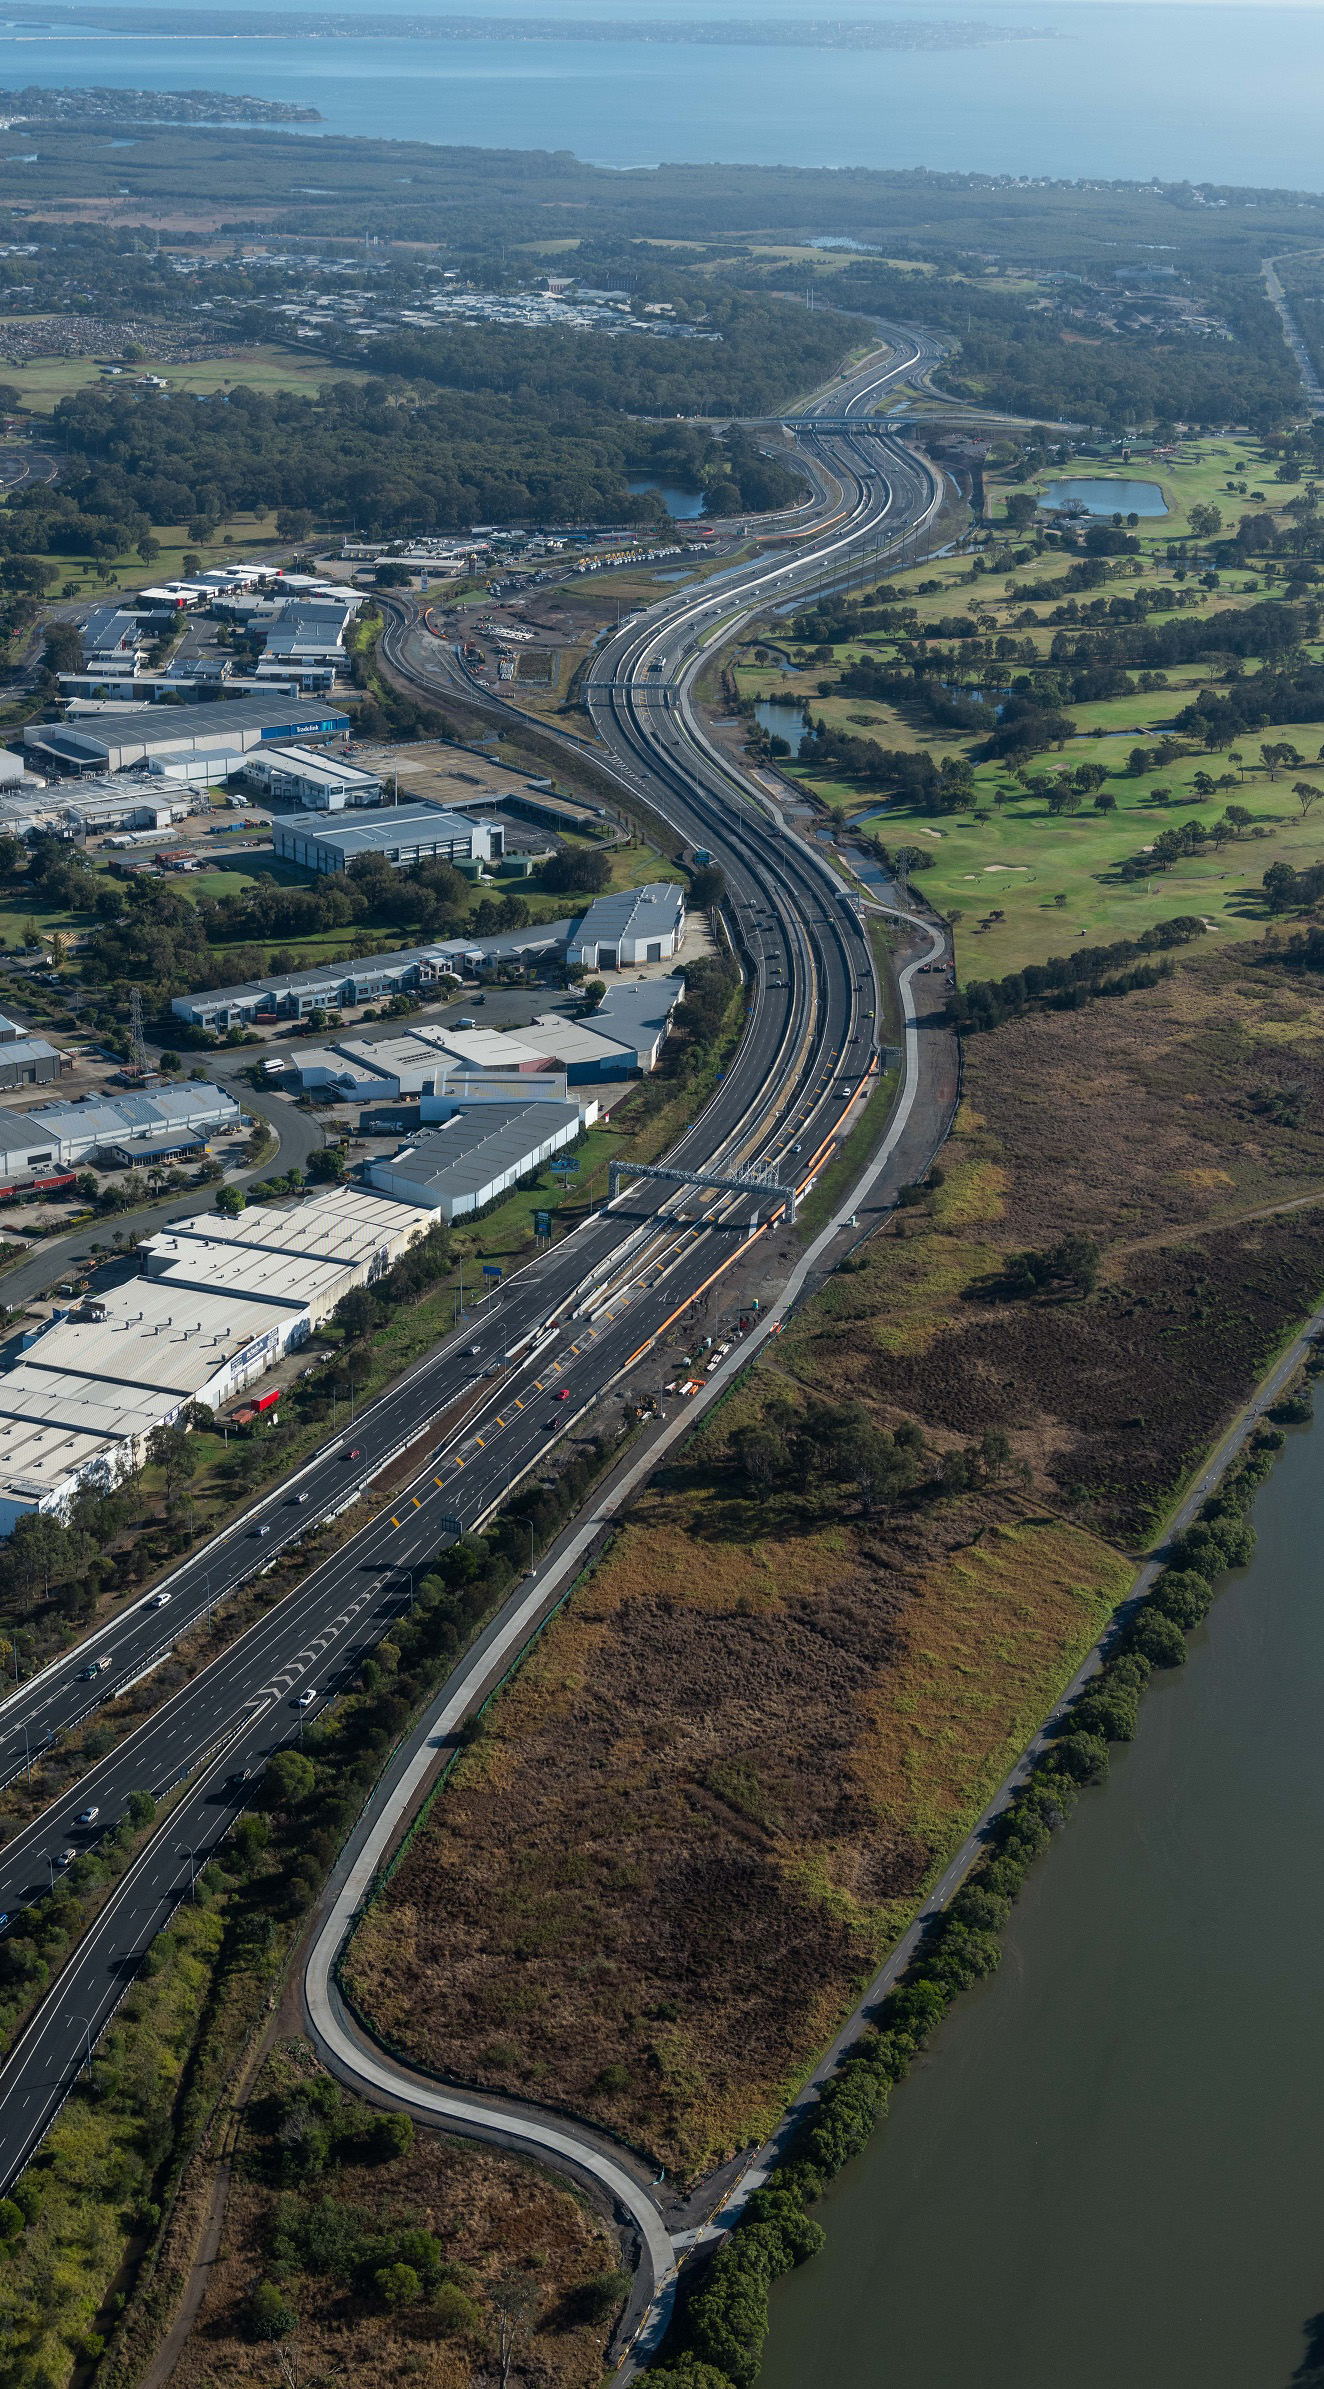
[731, 1421, 785, 1491]
[43, 620, 82, 676]
[374, 2262, 420, 2310]
[216, 1184, 245, 1216]
[689, 864, 726, 909]
[1188, 502, 1222, 539]
[582, 977, 607, 1006]
[246, 2282, 297, 2342]
[1295, 781, 1321, 818]
[147, 1422, 196, 1502]
[540, 848, 611, 896]
[262, 1750, 315, 1810]
[375, 561, 413, 587]
[275, 508, 313, 542]
[182, 551, 202, 577]
[1093, 790, 1116, 811]
[1003, 492, 1038, 528]
[333, 1286, 378, 1340]
[306, 1143, 347, 1184]
[491, 2269, 541, 2389]
[123, 1789, 156, 1829]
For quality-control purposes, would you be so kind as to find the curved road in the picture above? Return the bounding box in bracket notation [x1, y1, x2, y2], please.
[0, 334, 958, 2358]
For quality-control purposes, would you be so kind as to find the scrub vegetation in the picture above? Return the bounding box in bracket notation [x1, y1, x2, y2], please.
[349, 939, 1324, 2193]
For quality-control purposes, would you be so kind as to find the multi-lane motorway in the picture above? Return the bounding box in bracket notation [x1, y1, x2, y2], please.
[0, 335, 953, 2189]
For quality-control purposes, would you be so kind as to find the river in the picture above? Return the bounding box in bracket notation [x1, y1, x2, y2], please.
[3, 2, 1324, 186]
[760, 1405, 1324, 2389]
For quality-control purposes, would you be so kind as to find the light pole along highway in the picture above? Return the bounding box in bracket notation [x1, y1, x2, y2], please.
[0, 345, 952, 2219]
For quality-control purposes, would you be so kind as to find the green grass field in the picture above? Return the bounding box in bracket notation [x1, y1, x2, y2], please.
[730, 427, 1324, 980]
[8, 342, 364, 414]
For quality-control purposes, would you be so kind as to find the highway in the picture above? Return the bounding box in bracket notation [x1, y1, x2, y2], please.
[0, 333, 953, 2195]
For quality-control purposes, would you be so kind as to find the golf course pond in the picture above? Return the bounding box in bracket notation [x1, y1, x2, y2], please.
[1040, 477, 1169, 516]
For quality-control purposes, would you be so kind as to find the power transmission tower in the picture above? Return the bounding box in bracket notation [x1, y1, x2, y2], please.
[128, 985, 148, 1078]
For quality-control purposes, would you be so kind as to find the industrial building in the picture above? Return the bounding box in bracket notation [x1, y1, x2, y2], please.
[244, 746, 383, 810]
[365, 1098, 583, 1220]
[0, 1010, 61, 1090]
[0, 1417, 124, 1541]
[23, 695, 350, 777]
[171, 921, 573, 1033]
[150, 1185, 428, 1280]
[271, 803, 503, 876]
[0, 1082, 239, 1184]
[590, 977, 684, 1072]
[64, 785, 196, 835]
[565, 883, 685, 970]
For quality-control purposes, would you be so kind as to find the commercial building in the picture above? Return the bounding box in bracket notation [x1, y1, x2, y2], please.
[171, 922, 573, 1033]
[64, 786, 195, 835]
[0, 1277, 304, 1468]
[271, 803, 503, 876]
[590, 977, 684, 1072]
[519, 1013, 633, 1084]
[23, 695, 350, 776]
[80, 607, 147, 665]
[152, 1185, 427, 1279]
[565, 883, 685, 970]
[0, 1082, 239, 1181]
[365, 1098, 582, 1220]
[243, 746, 383, 811]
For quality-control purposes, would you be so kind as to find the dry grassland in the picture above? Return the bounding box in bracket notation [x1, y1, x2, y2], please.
[350, 944, 1324, 2187]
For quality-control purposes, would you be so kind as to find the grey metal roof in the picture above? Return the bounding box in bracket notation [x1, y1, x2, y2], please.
[377, 1101, 580, 1201]
[569, 883, 684, 949]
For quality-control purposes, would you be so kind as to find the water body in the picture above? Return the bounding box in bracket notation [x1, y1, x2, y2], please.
[760, 1406, 1324, 2389]
[1041, 476, 1170, 517]
[626, 476, 705, 519]
[755, 695, 810, 752]
[0, 3, 1323, 184]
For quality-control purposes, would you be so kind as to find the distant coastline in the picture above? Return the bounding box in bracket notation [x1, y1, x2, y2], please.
[0, 80, 321, 119]
[9, 11, 1055, 51]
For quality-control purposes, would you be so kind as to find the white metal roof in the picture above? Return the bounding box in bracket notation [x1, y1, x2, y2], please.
[146, 1240, 348, 1310]
[0, 1415, 120, 1497]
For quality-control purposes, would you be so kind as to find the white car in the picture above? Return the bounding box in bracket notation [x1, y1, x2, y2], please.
[294, 1688, 316, 1709]
[55, 1847, 76, 1868]
[77, 1806, 99, 1827]
[144, 1591, 171, 1610]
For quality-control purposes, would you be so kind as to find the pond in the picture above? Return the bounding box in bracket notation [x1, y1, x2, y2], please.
[627, 476, 706, 520]
[1040, 477, 1168, 517]
[755, 697, 811, 755]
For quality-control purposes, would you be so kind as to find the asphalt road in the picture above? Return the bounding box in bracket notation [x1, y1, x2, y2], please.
[0, 340, 950, 2190]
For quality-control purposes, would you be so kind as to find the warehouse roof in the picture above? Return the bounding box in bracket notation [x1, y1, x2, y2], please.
[375, 1100, 580, 1205]
[284, 804, 483, 860]
[569, 882, 685, 950]
[0, 1414, 121, 1497]
[526, 1014, 632, 1069]
[166, 1186, 424, 1268]
[21, 1279, 288, 1397]
[147, 1240, 349, 1312]
[0, 1365, 177, 1444]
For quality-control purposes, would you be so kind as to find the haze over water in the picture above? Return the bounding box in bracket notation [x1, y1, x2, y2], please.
[0, 1, 1321, 185]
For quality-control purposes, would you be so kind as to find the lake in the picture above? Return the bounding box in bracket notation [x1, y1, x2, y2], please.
[4, 3, 1324, 185]
[755, 697, 810, 753]
[1040, 478, 1169, 517]
[760, 1404, 1324, 2389]
[626, 477, 705, 520]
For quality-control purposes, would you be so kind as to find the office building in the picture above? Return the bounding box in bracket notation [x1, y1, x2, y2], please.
[271, 802, 503, 876]
[244, 745, 383, 811]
